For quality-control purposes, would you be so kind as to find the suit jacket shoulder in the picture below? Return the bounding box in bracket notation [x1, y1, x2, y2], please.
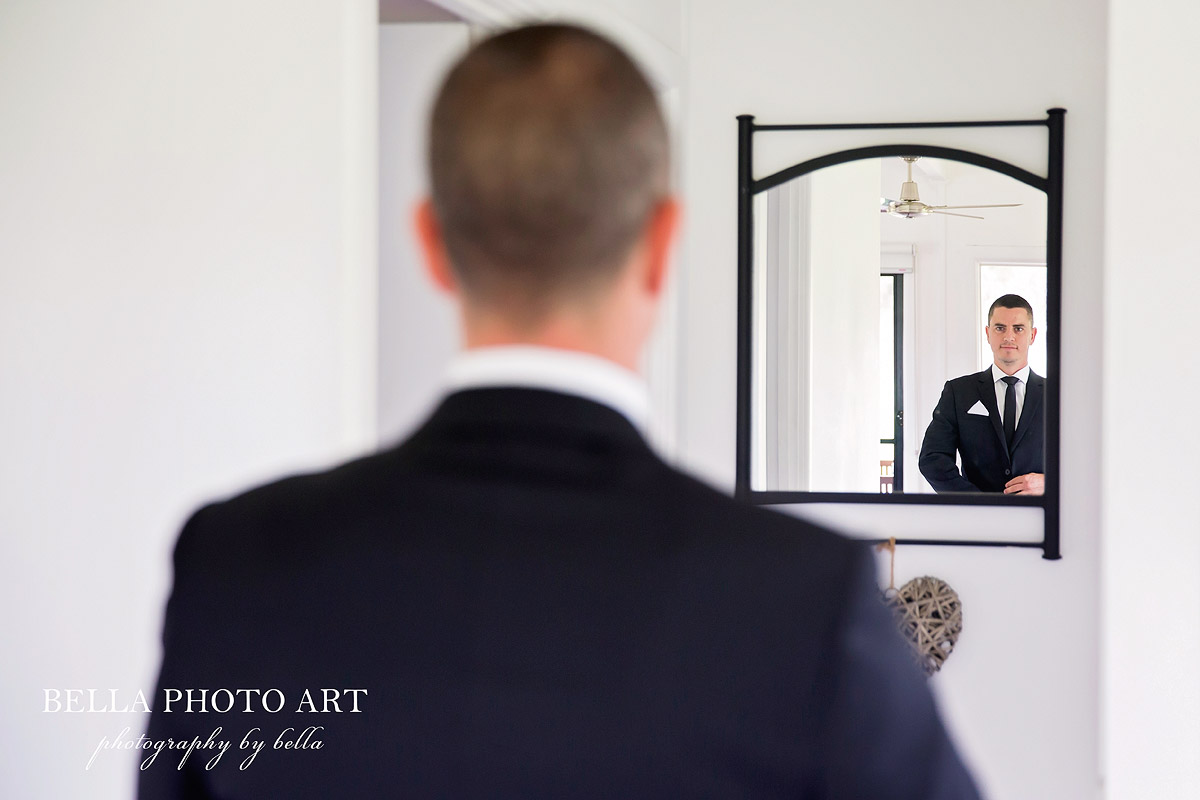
[947, 367, 993, 389]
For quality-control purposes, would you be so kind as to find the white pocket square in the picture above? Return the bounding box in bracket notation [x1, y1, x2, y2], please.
[967, 400, 989, 416]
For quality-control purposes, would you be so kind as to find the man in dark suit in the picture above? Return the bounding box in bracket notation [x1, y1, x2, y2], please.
[140, 24, 979, 799]
[919, 294, 1045, 494]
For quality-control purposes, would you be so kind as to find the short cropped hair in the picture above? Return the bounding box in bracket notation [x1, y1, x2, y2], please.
[428, 24, 669, 318]
[987, 294, 1035, 326]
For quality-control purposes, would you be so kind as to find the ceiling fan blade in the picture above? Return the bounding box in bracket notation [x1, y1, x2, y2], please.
[930, 210, 985, 220]
[929, 203, 1022, 209]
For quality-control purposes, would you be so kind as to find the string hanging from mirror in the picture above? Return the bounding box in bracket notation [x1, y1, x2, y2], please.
[877, 538, 963, 676]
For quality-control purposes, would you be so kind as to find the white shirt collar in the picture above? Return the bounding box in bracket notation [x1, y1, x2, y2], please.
[444, 345, 650, 429]
[991, 363, 1031, 384]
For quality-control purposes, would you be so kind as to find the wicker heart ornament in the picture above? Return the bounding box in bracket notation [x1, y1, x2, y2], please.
[883, 576, 963, 676]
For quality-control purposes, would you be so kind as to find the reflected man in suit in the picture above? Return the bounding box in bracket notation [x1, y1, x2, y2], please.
[141, 24, 979, 799]
[920, 293, 1045, 494]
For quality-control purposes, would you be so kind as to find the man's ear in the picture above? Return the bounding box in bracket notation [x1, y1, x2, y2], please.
[414, 198, 457, 294]
[641, 197, 680, 296]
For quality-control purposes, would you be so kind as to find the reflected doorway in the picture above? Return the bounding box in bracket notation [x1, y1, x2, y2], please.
[879, 273, 904, 493]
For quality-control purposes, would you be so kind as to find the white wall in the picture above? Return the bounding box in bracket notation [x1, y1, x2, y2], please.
[681, 1, 1106, 797]
[807, 162, 881, 492]
[1102, 0, 1200, 796]
[0, 1, 378, 796]
[581, 0, 684, 54]
[377, 23, 471, 444]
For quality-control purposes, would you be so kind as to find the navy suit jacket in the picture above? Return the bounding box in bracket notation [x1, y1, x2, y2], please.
[919, 367, 1045, 493]
[140, 388, 978, 799]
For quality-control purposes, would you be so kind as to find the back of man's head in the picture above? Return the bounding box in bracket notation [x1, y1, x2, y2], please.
[428, 24, 669, 321]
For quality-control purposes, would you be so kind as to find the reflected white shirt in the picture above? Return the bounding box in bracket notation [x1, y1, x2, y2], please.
[991, 363, 1030, 426]
[443, 345, 650, 429]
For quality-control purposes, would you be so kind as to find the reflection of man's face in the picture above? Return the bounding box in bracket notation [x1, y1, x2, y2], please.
[986, 306, 1037, 373]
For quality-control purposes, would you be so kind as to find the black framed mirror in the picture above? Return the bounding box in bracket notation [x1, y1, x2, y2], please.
[735, 110, 1064, 559]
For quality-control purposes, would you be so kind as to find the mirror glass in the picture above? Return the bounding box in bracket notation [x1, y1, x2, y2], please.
[750, 156, 1048, 495]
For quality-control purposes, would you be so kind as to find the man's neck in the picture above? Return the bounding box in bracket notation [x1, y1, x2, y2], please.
[993, 360, 1028, 377]
[462, 315, 643, 372]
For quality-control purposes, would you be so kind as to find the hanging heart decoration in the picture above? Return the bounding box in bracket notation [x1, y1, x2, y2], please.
[883, 576, 963, 676]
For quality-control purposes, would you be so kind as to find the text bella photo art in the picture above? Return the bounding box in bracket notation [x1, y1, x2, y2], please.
[43, 687, 367, 772]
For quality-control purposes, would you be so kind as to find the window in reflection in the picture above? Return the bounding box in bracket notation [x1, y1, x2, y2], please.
[978, 262, 1048, 375]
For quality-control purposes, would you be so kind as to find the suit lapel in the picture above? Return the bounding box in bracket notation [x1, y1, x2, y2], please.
[976, 370, 1009, 459]
[1011, 371, 1044, 452]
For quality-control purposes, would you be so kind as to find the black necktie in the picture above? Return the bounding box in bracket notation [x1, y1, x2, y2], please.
[1002, 375, 1019, 453]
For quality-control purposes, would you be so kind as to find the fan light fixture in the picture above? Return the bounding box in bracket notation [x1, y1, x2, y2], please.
[881, 157, 1021, 220]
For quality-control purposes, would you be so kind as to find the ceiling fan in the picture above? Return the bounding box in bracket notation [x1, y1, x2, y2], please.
[881, 156, 1021, 220]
